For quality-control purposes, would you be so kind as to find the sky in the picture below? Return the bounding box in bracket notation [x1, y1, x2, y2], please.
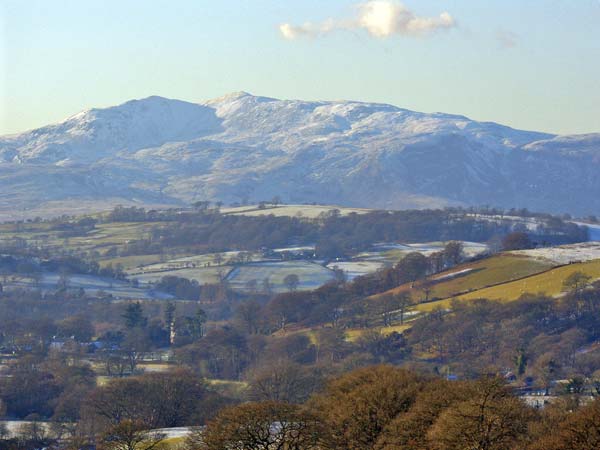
[1, 0, 599, 136]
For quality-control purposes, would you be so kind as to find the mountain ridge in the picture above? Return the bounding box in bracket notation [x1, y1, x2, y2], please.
[1, 93, 599, 219]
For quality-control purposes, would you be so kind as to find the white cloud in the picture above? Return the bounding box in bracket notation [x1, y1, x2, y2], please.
[279, 0, 456, 40]
[279, 20, 336, 40]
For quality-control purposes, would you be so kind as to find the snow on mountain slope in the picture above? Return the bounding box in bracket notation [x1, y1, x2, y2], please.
[0, 93, 598, 217]
[0, 96, 222, 165]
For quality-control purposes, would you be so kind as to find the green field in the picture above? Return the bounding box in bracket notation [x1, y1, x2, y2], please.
[0, 220, 162, 257]
[415, 258, 600, 312]
[222, 204, 372, 218]
[370, 254, 553, 304]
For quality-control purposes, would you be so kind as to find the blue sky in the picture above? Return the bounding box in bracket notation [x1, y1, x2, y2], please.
[1, 0, 599, 135]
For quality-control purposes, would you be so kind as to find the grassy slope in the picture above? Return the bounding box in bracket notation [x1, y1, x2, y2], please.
[370, 254, 553, 303]
[416, 258, 600, 312]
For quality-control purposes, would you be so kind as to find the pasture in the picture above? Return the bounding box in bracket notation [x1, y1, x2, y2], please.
[414, 258, 600, 312]
[225, 261, 336, 293]
[369, 253, 550, 303]
[222, 203, 372, 218]
[4, 272, 169, 300]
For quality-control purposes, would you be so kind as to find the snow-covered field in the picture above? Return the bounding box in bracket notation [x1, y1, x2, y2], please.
[511, 242, 600, 265]
[367, 241, 488, 259]
[226, 261, 335, 293]
[6, 273, 169, 300]
[326, 260, 386, 280]
[130, 266, 226, 286]
[131, 251, 254, 272]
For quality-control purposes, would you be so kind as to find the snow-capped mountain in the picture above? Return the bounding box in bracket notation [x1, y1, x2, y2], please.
[1, 92, 599, 218]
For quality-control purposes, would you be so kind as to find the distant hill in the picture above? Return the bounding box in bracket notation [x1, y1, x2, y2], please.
[1, 92, 599, 218]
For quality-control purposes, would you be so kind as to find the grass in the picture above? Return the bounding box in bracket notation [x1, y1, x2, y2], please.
[457, 258, 600, 301]
[370, 254, 553, 304]
[156, 437, 185, 449]
[414, 258, 600, 312]
[222, 204, 372, 218]
[0, 220, 164, 257]
[427, 255, 553, 299]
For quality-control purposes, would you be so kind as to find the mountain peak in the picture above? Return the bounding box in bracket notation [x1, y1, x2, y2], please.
[0, 93, 599, 216]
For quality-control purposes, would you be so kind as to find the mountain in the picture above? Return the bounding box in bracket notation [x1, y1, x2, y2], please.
[1, 92, 599, 219]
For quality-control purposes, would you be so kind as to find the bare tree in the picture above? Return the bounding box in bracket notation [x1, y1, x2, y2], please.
[283, 273, 300, 292]
[100, 419, 165, 450]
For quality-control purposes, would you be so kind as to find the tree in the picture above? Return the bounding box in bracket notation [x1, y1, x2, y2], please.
[0, 422, 8, 440]
[529, 398, 600, 450]
[185, 308, 207, 340]
[563, 271, 591, 296]
[308, 365, 422, 449]
[213, 253, 223, 266]
[235, 300, 263, 334]
[376, 292, 412, 326]
[99, 419, 165, 450]
[421, 278, 434, 302]
[192, 200, 210, 211]
[57, 314, 94, 342]
[502, 232, 532, 251]
[375, 379, 476, 450]
[261, 277, 273, 295]
[283, 273, 300, 292]
[247, 360, 318, 404]
[85, 370, 212, 430]
[122, 302, 147, 329]
[395, 292, 413, 325]
[443, 241, 464, 267]
[427, 378, 532, 450]
[513, 348, 528, 376]
[164, 302, 176, 345]
[16, 418, 52, 449]
[396, 252, 429, 287]
[195, 401, 322, 450]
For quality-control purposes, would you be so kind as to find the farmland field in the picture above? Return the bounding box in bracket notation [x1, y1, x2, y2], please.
[326, 260, 386, 280]
[371, 254, 552, 303]
[222, 204, 372, 218]
[415, 258, 600, 311]
[226, 261, 335, 292]
[5, 273, 170, 300]
[510, 242, 600, 264]
[131, 266, 226, 286]
[0, 220, 162, 255]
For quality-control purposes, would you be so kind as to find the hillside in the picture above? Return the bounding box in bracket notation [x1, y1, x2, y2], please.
[369, 254, 555, 303]
[1, 93, 600, 219]
[369, 244, 600, 315]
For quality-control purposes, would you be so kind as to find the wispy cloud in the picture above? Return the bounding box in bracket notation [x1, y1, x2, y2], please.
[279, 1, 457, 40]
[495, 30, 519, 49]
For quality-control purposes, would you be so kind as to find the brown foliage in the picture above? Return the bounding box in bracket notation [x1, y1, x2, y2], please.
[193, 401, 323, 450]
[308, 365, 424, 449]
